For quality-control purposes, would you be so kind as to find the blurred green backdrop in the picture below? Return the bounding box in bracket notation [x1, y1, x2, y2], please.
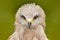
[0, 0, 60, 40]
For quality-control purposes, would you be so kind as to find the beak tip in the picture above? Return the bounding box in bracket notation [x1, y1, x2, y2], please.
[28, 22, 31, 28]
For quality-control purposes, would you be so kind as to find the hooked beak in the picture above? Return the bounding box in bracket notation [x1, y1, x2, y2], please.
[28, 22, 31, 28]
[27, 19, 33, 28]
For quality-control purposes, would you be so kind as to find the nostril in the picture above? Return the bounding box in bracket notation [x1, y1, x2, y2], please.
[28, 22, 31, 28]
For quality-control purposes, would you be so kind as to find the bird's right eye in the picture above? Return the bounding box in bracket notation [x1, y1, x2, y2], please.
[33, 15, 39, 19]
[20, 15, 26, 20]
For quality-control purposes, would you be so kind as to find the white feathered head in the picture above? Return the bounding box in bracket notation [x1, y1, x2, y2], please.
[15, 3, 46, 29]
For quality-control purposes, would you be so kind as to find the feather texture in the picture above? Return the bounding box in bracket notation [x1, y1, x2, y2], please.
[9, 3, 48, 40]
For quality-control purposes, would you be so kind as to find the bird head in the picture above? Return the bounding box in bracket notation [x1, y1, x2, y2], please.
[15, 3, 46, 29]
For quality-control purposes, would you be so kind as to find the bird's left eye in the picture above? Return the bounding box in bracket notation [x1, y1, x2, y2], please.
[33, 15, 39, 19]
[20, 15, 26, 20]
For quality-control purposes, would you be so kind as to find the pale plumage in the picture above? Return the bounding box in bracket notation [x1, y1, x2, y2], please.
[9, 3, 48, 40]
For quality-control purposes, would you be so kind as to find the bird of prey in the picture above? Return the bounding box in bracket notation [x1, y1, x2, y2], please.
[8, 3, 48, 40]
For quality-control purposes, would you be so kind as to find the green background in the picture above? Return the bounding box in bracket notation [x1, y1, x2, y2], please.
[0, 0, 60, 40]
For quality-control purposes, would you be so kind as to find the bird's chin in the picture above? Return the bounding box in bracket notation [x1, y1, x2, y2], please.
[20, 24, 37, 30]
[27, 26, 37, 30]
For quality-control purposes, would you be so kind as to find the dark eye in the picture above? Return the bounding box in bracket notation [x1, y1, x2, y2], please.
[33, 15, 39, 19]
[20, 15, 26, 20]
